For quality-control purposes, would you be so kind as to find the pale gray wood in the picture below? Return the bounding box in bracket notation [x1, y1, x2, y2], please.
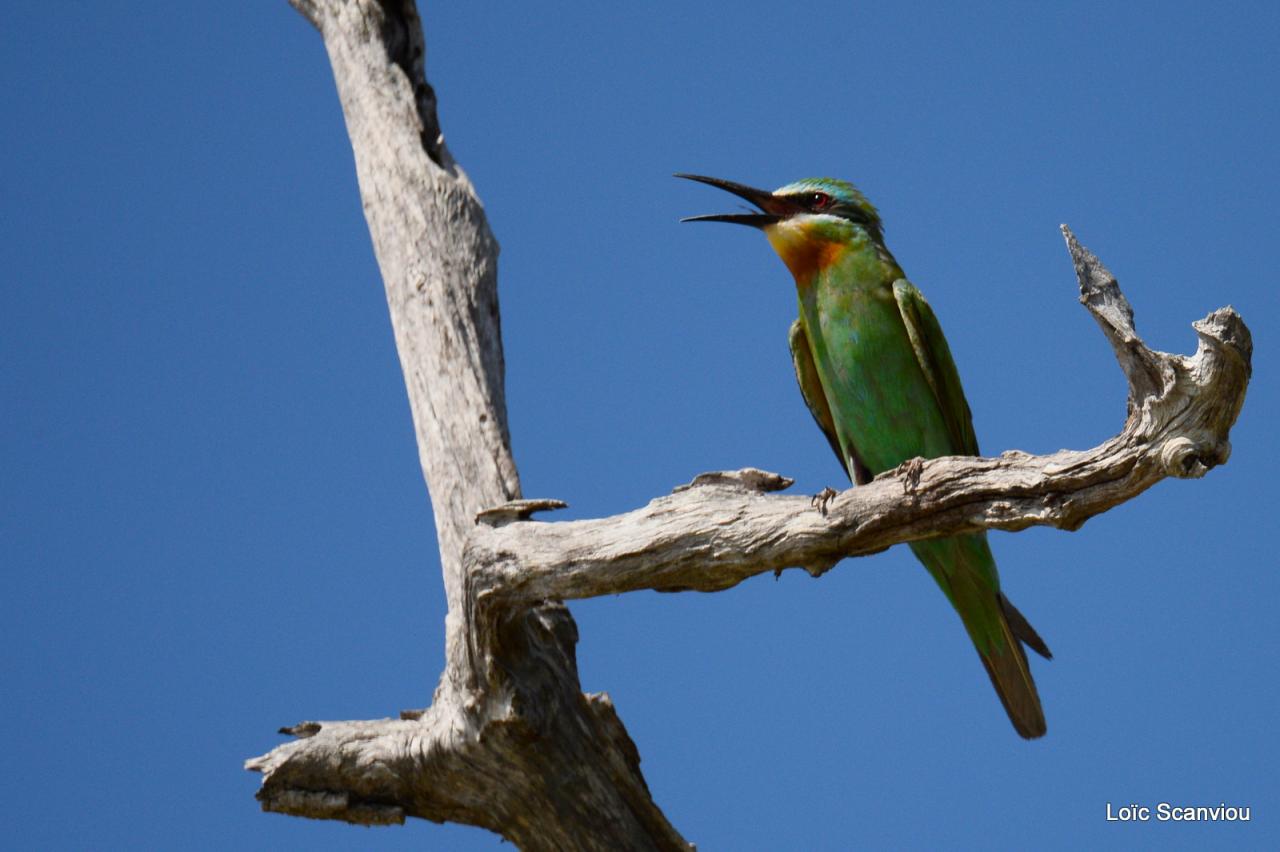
[249, 2, 1252, 849]
[259, 2, 687, 849]
[459, 226, 1250, 613]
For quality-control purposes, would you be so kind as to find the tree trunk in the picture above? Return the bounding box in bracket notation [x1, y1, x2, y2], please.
[246, 2, 1252, 848]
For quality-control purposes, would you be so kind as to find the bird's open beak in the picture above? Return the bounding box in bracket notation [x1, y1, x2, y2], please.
[676, 173, 798, 227]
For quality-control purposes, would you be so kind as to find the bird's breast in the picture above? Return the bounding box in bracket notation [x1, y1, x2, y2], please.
[799, 279, 954, 472]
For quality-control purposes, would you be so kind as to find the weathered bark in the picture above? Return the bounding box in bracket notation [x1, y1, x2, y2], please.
[257, 2, 687, 849]
[247, 1, 1252, 849]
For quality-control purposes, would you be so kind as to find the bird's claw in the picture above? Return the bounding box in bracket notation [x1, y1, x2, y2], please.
[811, 487, 838, 516]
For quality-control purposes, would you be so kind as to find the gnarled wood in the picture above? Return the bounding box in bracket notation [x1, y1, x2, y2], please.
[250, 2, 1252, 849]
[261, 2, 687, 849]
[459, 226, 1250, 619]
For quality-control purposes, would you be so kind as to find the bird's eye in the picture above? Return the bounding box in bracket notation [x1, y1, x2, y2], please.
[809, 192, 832, 209]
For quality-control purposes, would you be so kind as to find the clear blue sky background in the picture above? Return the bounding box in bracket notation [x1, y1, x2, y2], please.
[3, 2, 1276, 849]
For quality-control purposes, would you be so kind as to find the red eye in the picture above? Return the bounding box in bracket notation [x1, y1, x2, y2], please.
[809, 192, 831, 209]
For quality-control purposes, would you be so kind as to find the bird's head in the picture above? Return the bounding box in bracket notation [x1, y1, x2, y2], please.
[678, 173, 884, 281]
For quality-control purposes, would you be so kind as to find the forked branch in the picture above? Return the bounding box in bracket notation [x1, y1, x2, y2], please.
[250, 1, 1251, 848]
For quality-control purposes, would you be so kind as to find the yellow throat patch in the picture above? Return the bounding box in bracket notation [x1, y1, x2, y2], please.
[764, 218, 848, 283]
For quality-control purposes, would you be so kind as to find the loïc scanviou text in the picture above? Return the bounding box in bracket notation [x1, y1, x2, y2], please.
[1106, 802, 1251, 822]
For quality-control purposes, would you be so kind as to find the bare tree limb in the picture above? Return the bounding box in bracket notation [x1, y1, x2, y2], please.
[286, 0, 321, 30]
[250, 1, 1251, 849]
[463, 226, 1251, 616]
[256, 2, 688, 849]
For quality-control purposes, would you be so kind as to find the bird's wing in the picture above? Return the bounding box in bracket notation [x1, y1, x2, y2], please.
[788, 318, 873, 484]
[892, 279, 980, 456]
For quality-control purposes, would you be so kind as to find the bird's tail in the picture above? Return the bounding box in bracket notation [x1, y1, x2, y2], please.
[911, 536, 1051, 739]
[976, 593, 1051, 739]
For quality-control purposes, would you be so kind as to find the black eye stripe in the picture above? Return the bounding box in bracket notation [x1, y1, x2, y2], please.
[780, 187, 884, 242]
[784, 190, 873, 223]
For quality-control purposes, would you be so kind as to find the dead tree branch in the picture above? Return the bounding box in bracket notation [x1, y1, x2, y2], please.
[465, 227, 1250, 605]
[250, 2, 1251, 849]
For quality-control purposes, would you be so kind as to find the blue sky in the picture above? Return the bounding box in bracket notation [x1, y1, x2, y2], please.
[3, 2, 1276, 849]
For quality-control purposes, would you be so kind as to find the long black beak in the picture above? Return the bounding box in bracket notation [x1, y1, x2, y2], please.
[676, 173, 797, 227]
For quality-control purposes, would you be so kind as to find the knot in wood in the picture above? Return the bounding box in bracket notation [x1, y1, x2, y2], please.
[1158, 436, 1228, 479]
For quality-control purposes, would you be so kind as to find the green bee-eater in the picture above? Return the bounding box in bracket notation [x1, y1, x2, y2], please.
[680, 174, 1051, 738]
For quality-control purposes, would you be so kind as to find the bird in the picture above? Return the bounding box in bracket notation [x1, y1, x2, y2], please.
[678, 173, 1052, 738]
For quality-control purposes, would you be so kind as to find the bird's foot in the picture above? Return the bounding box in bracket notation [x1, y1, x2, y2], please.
[811, 486, 838, 516]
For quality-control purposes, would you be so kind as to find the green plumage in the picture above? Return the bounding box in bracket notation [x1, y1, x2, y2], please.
[682, 173, 1051, 738]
